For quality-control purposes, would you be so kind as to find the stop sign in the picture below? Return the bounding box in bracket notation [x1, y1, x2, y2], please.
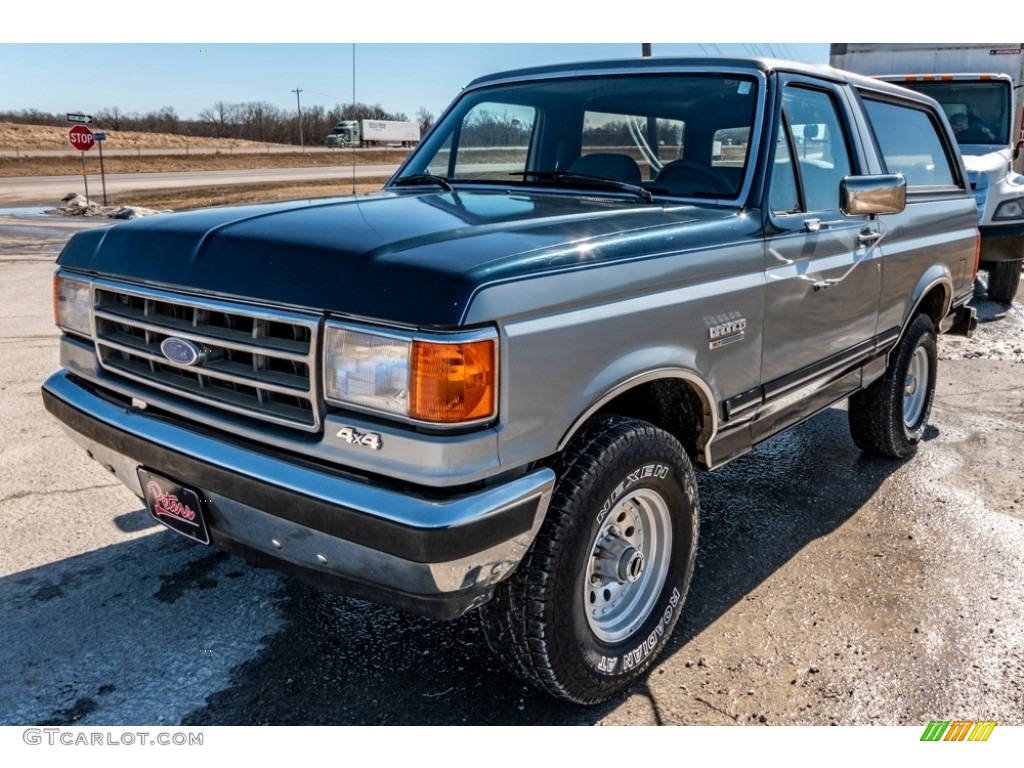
[68, 124, 95, 152]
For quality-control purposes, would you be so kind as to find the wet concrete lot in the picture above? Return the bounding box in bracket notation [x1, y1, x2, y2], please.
[1, 213, 1022, 726]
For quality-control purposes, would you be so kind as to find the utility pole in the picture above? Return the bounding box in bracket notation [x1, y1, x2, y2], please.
[291, 87, 304, 151]
[351, 43, 357, 194]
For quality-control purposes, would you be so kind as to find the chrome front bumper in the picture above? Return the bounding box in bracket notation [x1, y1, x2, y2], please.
[42, 370, 555, 619]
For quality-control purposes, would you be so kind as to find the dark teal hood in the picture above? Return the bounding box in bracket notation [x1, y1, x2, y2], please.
[57, 190, 748, 326]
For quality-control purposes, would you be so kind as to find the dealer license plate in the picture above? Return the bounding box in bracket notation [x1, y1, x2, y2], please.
[138, 468, 211, 545]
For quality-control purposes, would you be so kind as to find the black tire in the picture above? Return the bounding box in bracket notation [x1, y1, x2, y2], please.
[479, 414, 699, 704]
[986, 260, 1022, 304]
[848, 313, 937, 458]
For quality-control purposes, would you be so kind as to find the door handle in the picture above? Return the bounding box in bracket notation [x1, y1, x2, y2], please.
[858, 228, 882, 245]
[804, 218, 845, 233]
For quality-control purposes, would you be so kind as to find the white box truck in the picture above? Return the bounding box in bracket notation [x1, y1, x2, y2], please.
[830, 43, 1024, 302]
[325, 119, 420, 149]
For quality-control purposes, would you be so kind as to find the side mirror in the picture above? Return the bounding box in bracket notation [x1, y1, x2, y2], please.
[840, 174, 907, 217]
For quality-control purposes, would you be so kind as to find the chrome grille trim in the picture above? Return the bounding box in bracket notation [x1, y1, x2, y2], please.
[92, 279, 321, 432]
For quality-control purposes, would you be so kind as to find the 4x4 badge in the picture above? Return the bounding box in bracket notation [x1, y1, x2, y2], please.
[336, 427, 382, 450]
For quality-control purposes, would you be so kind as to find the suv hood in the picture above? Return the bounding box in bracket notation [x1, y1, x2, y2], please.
[57, 190, 745, 326]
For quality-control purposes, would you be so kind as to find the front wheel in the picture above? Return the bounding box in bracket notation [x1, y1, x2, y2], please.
[986, 260, 1022, 304]
[479, 414, 699, 704]
[848, 313, 937, 458]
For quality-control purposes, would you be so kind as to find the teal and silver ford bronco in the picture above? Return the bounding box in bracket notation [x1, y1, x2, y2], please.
[45, 57, 978, 703]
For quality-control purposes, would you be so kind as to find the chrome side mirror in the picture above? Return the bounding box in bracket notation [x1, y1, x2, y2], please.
[840, 174, 907, 216]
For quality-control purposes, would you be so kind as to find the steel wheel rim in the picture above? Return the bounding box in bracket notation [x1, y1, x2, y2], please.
[584, 487, 672, 643]
[903, 345, 929, 428]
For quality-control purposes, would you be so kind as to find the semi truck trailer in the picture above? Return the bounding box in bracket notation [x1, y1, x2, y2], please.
[325, 119, 420, 148]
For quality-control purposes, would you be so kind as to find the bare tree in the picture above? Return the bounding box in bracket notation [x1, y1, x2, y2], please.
[242, 101, 280, 143]
[0, 108, 62, 126]
[335, 102, 409, 122]
[4, 98, 411, 146]
[416, 106, 434, 137]
[198, 101, 240, 136]
[96, 106, 125, 130]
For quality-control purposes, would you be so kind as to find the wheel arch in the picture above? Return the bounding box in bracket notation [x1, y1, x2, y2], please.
[556, 369, 718, 469]
[887, 268, 951, 364]
[905, 268, 952, 330]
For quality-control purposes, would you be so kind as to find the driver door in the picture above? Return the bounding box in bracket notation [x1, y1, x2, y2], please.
[756, 80, 882, 440]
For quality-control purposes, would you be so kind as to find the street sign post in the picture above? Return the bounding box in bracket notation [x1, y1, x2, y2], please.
[94, 132, 108, 205]
[68, 124, 95, 201]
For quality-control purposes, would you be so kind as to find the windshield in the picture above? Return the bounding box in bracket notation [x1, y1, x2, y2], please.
[897, 80, 1011, 146]
[396, 72, 760, 200]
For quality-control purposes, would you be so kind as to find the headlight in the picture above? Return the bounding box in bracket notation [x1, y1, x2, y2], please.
[993, 197, 1024, 221]
[323, 323, 497, 426]
[53, 272, 93, 337]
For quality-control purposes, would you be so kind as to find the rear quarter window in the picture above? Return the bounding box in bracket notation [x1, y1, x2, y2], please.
[861, 97, 959, 189]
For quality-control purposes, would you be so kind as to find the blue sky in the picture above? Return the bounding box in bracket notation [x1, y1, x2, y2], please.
[0, 3, 990, 123]
[0, 43, 830, 123]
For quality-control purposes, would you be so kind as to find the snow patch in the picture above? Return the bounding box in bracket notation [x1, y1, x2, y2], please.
[47, 193, 170, 220]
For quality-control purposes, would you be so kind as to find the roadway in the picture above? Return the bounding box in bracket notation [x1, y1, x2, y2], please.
[0, 164, 401, 206]
[0, 146, 343, 158]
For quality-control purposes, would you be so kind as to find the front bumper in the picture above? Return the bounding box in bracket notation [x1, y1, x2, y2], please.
[42, 371, 555, 619]
[979, 222, 1024, 263]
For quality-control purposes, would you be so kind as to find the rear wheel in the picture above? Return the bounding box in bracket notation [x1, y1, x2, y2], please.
[480, 414, 698, 704]
[986, 259, 1022, 304]
[849, 313, 937, 458]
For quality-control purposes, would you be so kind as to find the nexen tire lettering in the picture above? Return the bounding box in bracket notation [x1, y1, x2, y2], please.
[597, 463, 670, 523]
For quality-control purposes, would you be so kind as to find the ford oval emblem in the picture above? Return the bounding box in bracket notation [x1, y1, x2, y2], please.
[161, 337, 202, 366]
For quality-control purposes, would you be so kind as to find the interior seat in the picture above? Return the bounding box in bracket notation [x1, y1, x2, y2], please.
[567, 153, 642, 184]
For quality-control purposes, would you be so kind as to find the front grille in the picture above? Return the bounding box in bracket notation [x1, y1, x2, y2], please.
[92, 280, 321, 431]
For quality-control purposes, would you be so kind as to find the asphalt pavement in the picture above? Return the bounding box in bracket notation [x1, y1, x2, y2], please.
[0, 165, 401, 207]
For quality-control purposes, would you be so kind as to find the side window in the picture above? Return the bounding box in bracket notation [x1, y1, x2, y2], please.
[861, 98, 957, 188]
[769, 129, 800, 214]
[770, 86, 853, 213]
[434, 102, 536, 180]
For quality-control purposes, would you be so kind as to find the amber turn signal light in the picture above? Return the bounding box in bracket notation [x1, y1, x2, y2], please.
[410, 339, 496, 423]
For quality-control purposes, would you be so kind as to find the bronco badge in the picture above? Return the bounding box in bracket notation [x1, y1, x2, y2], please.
[707, 314, 747, 349]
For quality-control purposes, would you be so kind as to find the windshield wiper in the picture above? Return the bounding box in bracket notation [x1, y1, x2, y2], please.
[393, 174, 454, 192]
[512, 170, 653, 204]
